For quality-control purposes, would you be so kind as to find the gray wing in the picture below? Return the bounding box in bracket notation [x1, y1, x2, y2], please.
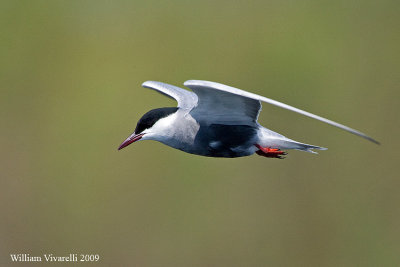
[142, 81, 198, 110]
[184, 80, 379, 144]
[184, 81, 261, 125]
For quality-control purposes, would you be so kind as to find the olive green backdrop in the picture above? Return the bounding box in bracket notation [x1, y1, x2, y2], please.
[1, 1, 399, 266]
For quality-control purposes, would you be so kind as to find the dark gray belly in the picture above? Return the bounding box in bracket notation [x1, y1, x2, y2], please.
[192, 124, 257, 157]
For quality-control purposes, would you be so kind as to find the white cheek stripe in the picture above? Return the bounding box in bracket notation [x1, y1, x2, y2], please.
[151, 113, 177, 132]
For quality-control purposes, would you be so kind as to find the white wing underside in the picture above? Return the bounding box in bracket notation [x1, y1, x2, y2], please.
[142, 80, 379, 144]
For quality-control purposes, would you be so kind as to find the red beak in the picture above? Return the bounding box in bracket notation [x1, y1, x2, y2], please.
[118, 133, 145, 150]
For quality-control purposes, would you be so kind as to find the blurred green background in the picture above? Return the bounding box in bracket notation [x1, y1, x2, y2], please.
[1, 0, 399, 266]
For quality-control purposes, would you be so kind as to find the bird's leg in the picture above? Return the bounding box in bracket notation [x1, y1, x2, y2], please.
[255, 144, 287, 159]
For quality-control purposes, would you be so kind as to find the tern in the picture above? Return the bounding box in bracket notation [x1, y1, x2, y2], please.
[118, 80, 378, 158]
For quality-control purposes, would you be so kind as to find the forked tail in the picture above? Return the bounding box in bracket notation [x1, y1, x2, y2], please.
[255, 139, 326, 158]
[282, 139, 327, 154]
[258, 127, 327, 154]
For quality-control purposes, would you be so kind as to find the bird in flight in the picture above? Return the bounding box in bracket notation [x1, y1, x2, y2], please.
[118, 80, 378, 159]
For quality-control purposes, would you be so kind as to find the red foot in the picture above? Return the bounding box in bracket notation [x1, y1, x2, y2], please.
[255, 144, 287, 159]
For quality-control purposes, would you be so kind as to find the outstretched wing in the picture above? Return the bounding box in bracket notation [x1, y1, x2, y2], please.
[142, 81, 198, 110]
[183, 80, 261, 125]
[184, 80, 379, 144]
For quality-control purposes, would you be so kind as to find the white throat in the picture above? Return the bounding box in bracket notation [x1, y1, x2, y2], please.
[143, 110, 200, 149]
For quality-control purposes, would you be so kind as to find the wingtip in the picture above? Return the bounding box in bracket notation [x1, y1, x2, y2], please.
[368, 137, 380, 145]
[358, 133, 380, 145]
[142, 80, 157, 88]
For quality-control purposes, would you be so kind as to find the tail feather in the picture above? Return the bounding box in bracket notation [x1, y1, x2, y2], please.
[282, 139, 327, 154]
[264, 138, 327, 154]
[257, 128, 327, 154]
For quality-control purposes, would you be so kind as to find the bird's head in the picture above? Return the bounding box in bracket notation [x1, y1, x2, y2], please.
[118, 107, 178, 150]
